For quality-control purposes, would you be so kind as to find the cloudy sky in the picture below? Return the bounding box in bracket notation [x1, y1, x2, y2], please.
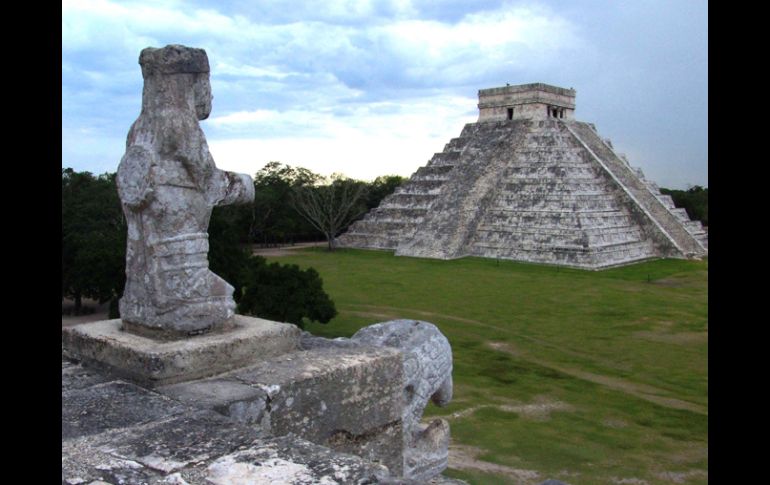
[62, 0, 707, 189]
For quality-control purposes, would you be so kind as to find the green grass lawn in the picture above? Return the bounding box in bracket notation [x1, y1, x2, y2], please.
[264, 248, 708, 485]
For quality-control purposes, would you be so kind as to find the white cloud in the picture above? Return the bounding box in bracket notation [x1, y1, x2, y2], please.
[206, 93, 478, 181]
[215, 63, 296, 79]
[61, 1, 706, 189]
[62, 0, 584, 180]
[211, 109, 282, 126]
[63, 0, 582, 87]
[374, 4, 584, 77]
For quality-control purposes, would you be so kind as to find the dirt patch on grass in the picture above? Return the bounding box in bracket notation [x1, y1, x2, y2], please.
[633, 331, 707, 345]
[498, 399, 574, 420]
[446, 396, 573, 421]
[61, 299, 110, 327]
[252, 241, 325, 257]
[602, 418, 630, 428]
[650, 277, 692, 288]
[654, 470, 708, 483]
[609, 477, 649, 484]
[488, 341, 516, 353]
[448, 444, 541, 484]
[343, 304, 495, 327]
[667, 443, 708, 465]
[346, 310, 402, 321]
[487, 341, 707, 416]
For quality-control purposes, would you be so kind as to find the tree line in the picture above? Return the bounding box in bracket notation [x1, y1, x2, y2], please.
[241, 161, 405, 248]
[63, 164, 706, 324]
[659, 185, 708, 227]
[61, 163, 406, 324]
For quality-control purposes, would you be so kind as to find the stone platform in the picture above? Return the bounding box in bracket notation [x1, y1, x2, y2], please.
[62, 358, 400, 484]
[62, 316, 463, 482]
[158, 345, 405, 475]
[62, 338, 465, 484]
[61, 315, 301, 387]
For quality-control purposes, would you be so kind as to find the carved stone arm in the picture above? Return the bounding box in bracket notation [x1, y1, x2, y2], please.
[216, 170, 255, 206]
[116, 146, 155, 209]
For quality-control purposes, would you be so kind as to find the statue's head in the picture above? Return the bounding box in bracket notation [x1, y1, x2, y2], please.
[139, 45, 212, 120]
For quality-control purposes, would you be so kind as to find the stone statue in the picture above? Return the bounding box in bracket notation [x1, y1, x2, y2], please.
[350, 320, 453, 481]
[116, 45, 254, 337]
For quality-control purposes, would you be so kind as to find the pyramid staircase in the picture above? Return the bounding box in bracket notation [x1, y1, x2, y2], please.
[338, 84, 707, 269]
[566, 121, 708, 258]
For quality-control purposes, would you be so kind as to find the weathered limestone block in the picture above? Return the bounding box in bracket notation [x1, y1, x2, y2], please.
[117, 44, 255, 336]
[62, 316, 300, 387]
[62, 360, 111, 392]
[158, 378, 270, 425]
[61, 378, 399, 484]
[203, 435, 396, 485]
[62, 380, 189, 440]
[159, 346, 406, 475]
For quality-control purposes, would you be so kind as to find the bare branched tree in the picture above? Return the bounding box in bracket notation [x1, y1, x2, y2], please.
[290, 174, 367, 251]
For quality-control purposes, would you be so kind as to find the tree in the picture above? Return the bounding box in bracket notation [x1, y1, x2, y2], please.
[290, 174, 368, 250]
[660, 185, 708, 227]
[61, 168, 126, 314]
[251, 162, 320, 245]
[237, 256, 337, 328]
[364, 174, 406, 210]
[208, 204, 253, 304]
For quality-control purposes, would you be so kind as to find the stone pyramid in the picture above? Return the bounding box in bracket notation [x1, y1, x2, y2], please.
[338, 83, 707, 270]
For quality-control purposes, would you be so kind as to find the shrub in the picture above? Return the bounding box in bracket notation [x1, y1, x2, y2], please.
[237, 256, 337, 328]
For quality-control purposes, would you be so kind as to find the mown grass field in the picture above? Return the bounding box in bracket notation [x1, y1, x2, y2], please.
[264, 248, 708, 485]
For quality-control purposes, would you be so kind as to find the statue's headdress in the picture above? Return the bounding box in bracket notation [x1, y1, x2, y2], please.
[139, 45, 210, 77]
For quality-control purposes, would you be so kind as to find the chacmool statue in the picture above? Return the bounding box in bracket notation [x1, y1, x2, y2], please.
[116, 45, 254, 337]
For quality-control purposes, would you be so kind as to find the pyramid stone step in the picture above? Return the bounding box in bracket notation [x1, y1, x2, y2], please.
[473, 228, 644, 247]
[503, 165, 601, 178]
[387, 193, 439, 205]
[671, 207, 690, 221]
[471, 239, 655, 269]
[430, 151, 461, 165]
[480, 214, 638, 230]
[395, 180, 445, 194]
[502, 180, 612, 191]
[696, 234, 708, 249]
[684, 220, 704, 232]
[367, 207, 427, 219]
[657, 194, 676, 209]
[566, 121, 706, 256]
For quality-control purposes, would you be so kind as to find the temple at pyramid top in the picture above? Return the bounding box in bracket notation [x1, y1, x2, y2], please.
[338, 82, 707, 269]
[478, 83, 576, 122]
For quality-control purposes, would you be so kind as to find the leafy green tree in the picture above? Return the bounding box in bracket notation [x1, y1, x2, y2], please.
[208, 204, 253, 304]
[61, 168, 126, 314]
[248, 164, 404, 247]
[237, 256, 337, 328]
[251, 162, 320, 245]
[290, 174, 368, 251]
[660, 185, 708, 226]
[364, 174, 406, 210]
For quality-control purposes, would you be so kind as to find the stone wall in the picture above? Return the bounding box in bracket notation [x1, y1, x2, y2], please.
[478, 83, 576, 121]
[62, 357, 407, 484]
